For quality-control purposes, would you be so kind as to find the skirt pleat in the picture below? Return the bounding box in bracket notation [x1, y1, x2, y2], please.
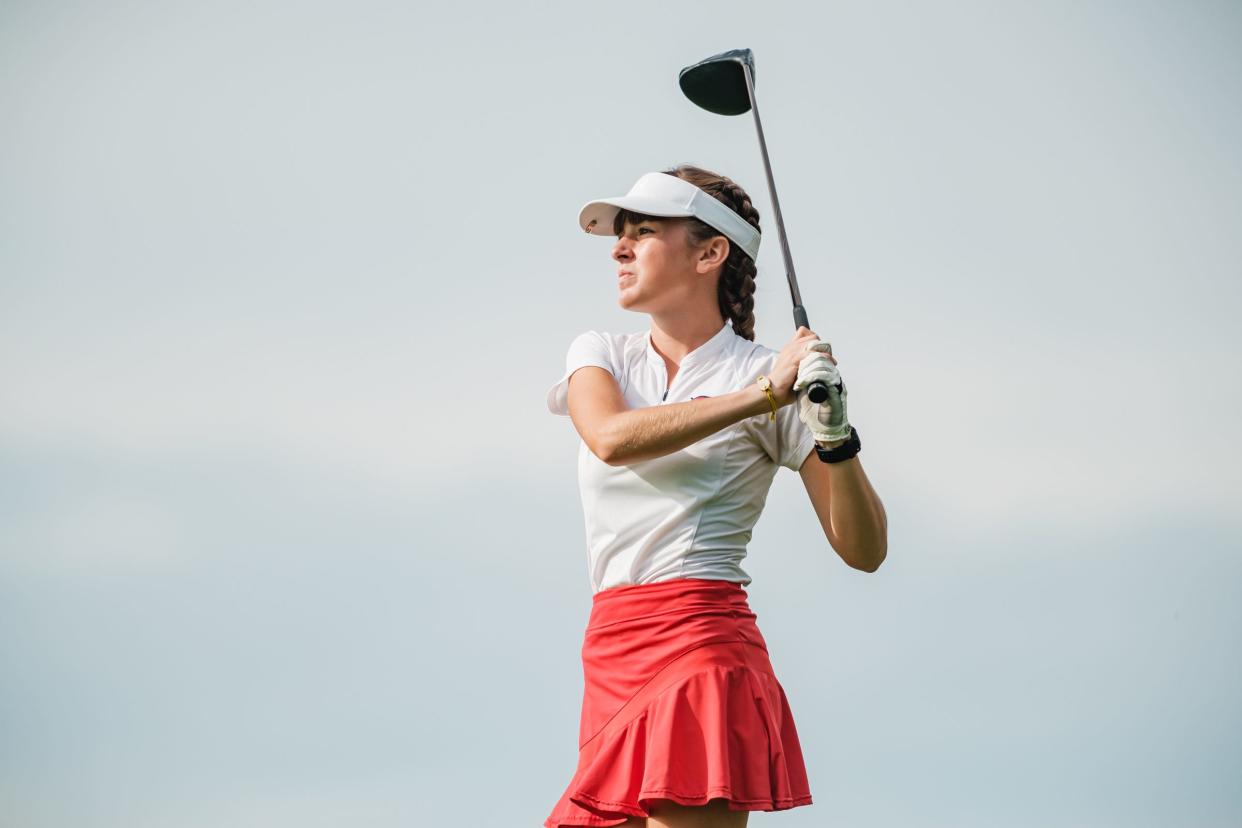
[544, 578, 813, 827]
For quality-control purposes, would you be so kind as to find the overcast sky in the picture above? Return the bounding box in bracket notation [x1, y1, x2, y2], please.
[2, 1, 1240, 826]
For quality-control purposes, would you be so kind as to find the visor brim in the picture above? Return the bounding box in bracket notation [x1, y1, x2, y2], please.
[578, 197, 695, 236]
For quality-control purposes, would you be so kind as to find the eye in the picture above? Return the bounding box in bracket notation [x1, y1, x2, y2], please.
[637, 226, 654, 234]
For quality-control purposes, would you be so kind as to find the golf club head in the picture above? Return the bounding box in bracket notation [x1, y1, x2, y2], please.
[678, 48, 754, 115]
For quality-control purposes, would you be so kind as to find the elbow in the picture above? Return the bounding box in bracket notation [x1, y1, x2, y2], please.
[598, 447, 626, 467]
[852, 505, 888, 572]
[579, 415, 627, 466]
[848, 540, 887, 573]
[592, 419, 644, 466]
[830, 517, 887, 573]
[855, 551, 886, 573]
[589, 434, 626, 466]
[588, 414, 645, 466]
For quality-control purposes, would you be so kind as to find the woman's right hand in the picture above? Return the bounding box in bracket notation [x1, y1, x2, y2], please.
[768, 326, 834, 406]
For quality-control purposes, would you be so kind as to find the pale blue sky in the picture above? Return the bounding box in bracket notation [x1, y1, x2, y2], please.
[2, 1, 1240, 826]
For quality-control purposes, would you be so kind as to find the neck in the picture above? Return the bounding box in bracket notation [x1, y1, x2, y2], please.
[648, 308, 727, 365]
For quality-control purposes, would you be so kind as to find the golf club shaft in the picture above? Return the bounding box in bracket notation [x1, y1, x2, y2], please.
[739, 60, 832, 404]
[740, 62, 804, 313]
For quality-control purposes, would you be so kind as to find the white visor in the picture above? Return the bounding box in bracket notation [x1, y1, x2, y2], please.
[578, 172, 760, 261]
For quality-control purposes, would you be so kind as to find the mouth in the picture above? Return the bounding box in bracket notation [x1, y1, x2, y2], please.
[618, 271, 635, 285]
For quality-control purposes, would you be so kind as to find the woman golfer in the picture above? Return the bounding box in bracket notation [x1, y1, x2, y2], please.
[544, 165, 888, 828]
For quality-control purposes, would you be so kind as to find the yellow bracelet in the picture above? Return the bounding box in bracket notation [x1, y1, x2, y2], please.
[755, 375, 778, 421]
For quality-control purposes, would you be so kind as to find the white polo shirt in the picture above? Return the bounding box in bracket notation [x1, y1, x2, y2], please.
[547, 320, 817, 594]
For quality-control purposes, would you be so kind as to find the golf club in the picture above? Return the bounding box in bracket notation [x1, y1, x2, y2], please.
[679, 48, 832, 404]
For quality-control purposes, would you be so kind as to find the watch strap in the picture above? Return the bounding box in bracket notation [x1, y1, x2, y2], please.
[814, 426, 861, 464]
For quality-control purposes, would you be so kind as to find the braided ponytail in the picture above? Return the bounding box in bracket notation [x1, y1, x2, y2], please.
[663, 164, 762, 341]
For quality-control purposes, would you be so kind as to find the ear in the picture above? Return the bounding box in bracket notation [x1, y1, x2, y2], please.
[694, 235, 730, 274]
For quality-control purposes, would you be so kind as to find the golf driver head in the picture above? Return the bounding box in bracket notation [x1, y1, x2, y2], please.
[678, 48, 754, 115]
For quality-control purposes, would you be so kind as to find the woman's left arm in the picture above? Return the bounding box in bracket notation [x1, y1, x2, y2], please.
[770, 328, 888, 571]
[797, 451, 888, 572]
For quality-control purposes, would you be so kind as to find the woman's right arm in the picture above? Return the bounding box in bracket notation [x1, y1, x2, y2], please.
[566, 328, 822, 466]
[566, 366, 772, 465]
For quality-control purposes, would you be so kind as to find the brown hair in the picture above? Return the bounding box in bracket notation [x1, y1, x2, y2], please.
[611, 164, 762, 340]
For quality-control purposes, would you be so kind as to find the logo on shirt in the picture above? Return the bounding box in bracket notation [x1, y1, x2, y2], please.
[691, 395, 712, 401]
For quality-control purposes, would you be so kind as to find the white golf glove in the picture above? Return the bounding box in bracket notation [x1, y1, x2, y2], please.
[793, 341, 850, 443]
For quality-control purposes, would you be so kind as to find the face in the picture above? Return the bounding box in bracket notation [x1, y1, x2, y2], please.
[612, 217, 716, 313]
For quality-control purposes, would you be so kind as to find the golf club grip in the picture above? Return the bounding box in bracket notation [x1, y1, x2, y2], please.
[792, 306, 831, 403]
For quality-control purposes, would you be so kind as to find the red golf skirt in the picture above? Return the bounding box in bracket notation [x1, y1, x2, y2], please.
[544, 577, 813, 827]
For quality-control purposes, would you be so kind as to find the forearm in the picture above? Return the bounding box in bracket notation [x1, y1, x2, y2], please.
[600, 384, 772, 465]
[821, 456, 887, 571]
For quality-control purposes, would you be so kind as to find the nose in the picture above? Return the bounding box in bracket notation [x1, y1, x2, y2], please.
[612, 235, 633, 262]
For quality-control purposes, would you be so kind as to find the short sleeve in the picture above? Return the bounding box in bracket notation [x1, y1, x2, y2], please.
[546, 331, 616, 416]
[748, 401, 817, 471]
[760, 402, 819, 469]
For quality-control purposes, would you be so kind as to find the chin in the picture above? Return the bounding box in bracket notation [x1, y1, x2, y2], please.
[617, 294, 646, 313]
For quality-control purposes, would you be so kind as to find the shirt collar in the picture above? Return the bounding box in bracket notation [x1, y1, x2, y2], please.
[645, 320, 736, 370]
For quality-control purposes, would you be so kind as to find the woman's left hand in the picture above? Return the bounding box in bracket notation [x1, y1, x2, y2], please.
[794, 341, 851, 444]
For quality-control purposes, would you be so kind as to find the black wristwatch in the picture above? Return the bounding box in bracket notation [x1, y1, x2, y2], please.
[814, 426, 861, 464]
